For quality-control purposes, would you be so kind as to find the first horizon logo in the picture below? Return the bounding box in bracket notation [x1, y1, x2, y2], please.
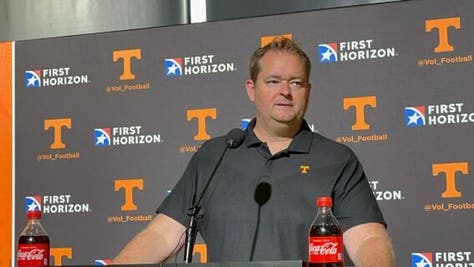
[405, 102, 474, 127]
[25, 67, 89, 88]
[25, 195, 91, 214]
[94, 125, 163, 147]
[318, 39, 398, 63]
[411, 251, 472, 267]
[165, 54, 236, 77]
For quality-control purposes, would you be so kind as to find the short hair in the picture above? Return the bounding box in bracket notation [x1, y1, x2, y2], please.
[249, 37, 311, 82]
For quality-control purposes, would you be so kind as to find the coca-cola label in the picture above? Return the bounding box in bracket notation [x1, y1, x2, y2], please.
[17, 243, 50, 267]
[308, 236, 343, 263]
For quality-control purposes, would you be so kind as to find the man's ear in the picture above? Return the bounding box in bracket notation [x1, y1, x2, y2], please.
[245, 79, 255, 102]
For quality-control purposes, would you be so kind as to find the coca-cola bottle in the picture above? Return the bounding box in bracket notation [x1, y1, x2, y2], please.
[308, 197, 344, 267]
[17, 210, 50, 267]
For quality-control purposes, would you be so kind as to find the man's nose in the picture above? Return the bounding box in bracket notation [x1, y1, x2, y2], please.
[279, 81, 291, 95]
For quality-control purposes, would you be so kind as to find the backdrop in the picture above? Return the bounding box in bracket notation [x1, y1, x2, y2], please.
[9, 0, 474, 266]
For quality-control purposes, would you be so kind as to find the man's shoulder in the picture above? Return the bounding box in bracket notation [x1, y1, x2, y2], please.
[196, 134, 228, 153]
[308, 131, 355, 157]
[310, 131, 345, 147]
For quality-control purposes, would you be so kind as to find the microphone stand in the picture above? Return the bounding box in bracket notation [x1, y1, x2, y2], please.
[183, 146, 229, 263]
[249, 182, 271, 261]
[183, 206, 201, 263]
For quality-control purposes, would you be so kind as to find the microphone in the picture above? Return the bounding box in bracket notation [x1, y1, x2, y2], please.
[226, 128, 245, 148]
[249, 182, 272, 261]
[184, 128, 245, 263]
[254, 182, 272, 206]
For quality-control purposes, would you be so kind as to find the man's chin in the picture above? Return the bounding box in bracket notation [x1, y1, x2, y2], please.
[273, 117, 302, 126]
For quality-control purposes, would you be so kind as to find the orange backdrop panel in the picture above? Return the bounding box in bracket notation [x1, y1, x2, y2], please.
[0, 41, 13, 267]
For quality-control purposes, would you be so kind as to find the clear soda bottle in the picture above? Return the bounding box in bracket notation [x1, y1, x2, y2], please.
[308, 197, 344, 267]
[17, 210, 50, 267]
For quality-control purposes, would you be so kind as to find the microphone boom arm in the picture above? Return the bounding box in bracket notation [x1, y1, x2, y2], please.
[183, 128, 244, 263]
[183, 145, 229, 263]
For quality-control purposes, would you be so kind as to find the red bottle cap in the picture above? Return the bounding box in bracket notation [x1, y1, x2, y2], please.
[316, 196, 333, 207]
[27, 210, 42, 219]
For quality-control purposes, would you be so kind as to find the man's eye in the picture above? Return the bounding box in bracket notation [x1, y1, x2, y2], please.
[290, 81, 303, 88]
[266, 80, 279, 85]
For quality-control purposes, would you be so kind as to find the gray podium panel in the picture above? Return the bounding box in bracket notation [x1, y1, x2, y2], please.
[63, 261, 354, 267]
[65, 260, 305, 267]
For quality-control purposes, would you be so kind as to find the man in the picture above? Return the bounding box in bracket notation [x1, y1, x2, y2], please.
[113, 37, 395, 266]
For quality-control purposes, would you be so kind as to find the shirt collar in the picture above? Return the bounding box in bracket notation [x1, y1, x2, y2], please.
[244, 118, 313, 153]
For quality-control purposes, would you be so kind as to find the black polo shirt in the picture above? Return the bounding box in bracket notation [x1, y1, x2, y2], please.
[157, 119, 385, 262]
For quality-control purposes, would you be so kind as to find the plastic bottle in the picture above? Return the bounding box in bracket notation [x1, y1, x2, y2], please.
[17, 210, 50, 267]
[308, 196, 344, 267]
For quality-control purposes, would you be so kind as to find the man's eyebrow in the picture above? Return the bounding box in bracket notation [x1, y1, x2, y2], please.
[264, 75, 281, 79]
[264, 75, 304, 80]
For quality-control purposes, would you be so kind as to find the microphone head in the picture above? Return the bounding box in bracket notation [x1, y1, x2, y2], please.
[225, 128, 245, 148]
[254, 182, 272, 207]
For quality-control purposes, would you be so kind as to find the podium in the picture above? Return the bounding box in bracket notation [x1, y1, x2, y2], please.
[160, 260, 305, 267]
[64, 261, 354, 267]
[64, 261, 304, 267]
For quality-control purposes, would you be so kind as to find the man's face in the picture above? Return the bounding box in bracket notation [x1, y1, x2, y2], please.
[246, 50, 311, 130]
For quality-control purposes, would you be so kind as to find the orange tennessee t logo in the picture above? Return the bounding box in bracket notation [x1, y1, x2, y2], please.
[425, 17, 461, 53]
[343, 96, 376, 131]
[50, 247, 72, 266]
[113, 49, 142, 80]
[44, 118, 72, 149]
[260, 34, 292, 47]
[300, 165, 310, 174]
[115, 178, 144, 211]
[432, 162, 468, 198]
[187, 108, 217, 141]
[194, 244, 207, 263]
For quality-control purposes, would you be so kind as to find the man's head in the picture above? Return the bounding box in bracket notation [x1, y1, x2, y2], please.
[245, 37, 312, 136]
[249, 37, 311, 83]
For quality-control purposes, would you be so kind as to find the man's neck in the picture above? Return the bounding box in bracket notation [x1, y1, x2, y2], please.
[252, 121, 301, 155]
